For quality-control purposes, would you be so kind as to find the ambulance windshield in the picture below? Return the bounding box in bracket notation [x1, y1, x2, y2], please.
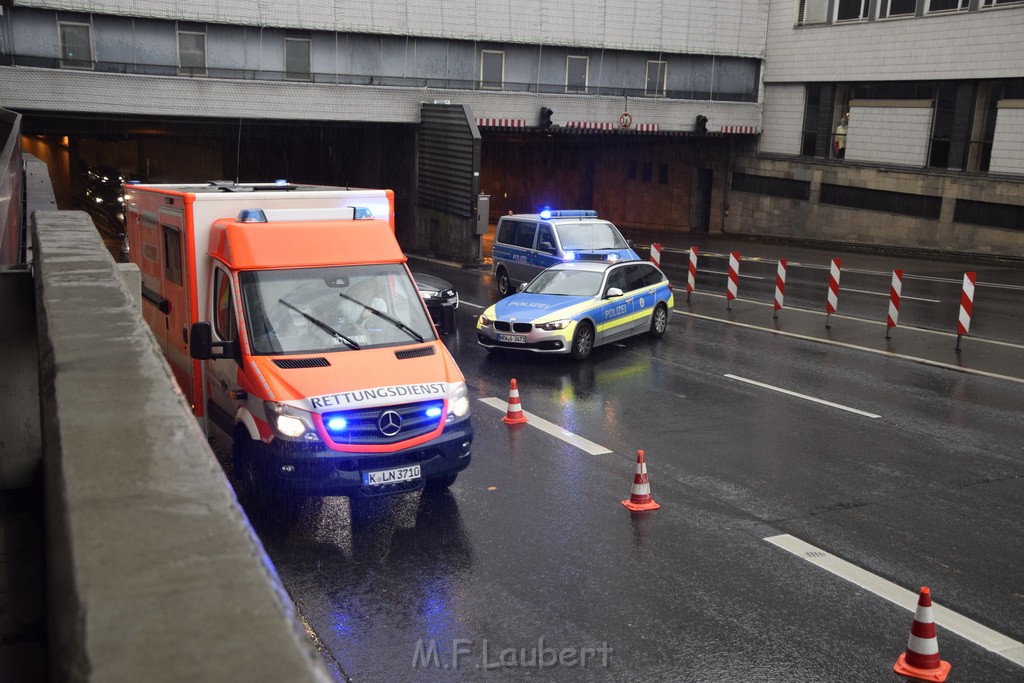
[555, 221, 629, 251]
[240, 264, 436, 355]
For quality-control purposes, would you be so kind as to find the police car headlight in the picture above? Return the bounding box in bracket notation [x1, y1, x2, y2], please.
[265, 401, 321, 442]
[446, 382, 471, 423]
[478, 314, 494, 327]
[537, 319, 571, 331]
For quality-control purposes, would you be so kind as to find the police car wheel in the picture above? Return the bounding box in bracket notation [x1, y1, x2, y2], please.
[496, 267, 511, 297]
[648, 303, 668, 338]
[571, 321, 595, 361]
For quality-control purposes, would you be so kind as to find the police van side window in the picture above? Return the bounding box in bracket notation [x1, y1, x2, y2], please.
[537, 225, 556, 252]
[514, 222, 537, 249]
[213, 268, 238, 342]
[497, 221, 516, 245]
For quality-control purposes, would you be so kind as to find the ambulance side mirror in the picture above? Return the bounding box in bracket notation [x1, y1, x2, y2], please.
[189, 322, 238, 360]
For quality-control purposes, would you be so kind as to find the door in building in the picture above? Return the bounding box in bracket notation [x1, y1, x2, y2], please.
[692, 168, 712, 233]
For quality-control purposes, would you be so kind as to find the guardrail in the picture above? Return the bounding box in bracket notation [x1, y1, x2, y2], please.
[31, 210, 331, 682]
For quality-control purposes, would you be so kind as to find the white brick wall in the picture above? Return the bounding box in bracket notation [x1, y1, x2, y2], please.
[19, 0, 770, 57]
[990, 104, 1024, 176]
[846, 104, 932, 167]
[759, 84, 804, 155]
[765, 3, 1024, 83]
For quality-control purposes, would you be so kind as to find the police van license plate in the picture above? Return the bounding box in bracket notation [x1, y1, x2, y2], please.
[497, 333, 527, 344]
[363, 465, 421, 486]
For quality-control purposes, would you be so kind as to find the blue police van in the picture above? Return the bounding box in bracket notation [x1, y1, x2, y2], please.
[491, 210, 641, 296]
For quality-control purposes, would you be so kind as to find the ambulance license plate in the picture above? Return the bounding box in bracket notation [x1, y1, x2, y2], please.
[497, 333, 527, 344]
[363, 464, 421, 486]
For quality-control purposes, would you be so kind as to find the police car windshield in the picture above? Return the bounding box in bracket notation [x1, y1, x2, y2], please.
[555, 222, 629, 251]
[525, 269, 604, 296]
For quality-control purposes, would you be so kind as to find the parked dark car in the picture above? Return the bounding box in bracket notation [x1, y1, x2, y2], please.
[412, 272, 459, 333]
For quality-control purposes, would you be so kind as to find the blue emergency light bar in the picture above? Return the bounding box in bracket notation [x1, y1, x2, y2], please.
[539, 209, 597, 219]
[237, 208, 268, 223]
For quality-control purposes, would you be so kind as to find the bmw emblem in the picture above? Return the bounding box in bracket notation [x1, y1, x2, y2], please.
[378, 410, 403, 437]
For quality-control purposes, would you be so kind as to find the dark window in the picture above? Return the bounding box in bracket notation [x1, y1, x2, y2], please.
[481, 51, 504, 90]
[285, 38, 311, 80]
[622, 265, 649, 292]
[59, 22, 91, 68]
[163, 225, 183, 285]
[645, 61, 667, 97]
[605, 268, 628, 294]
[954, 200, 1024, 231]
[731, 173, 811, 201]
[658, 164, 669, 185]
[837, 0, 869, 20]
[213, 268, 237, 341]
[514, 222, 537, 248]
[802, 84, 822, 157]
[537, 225, 556, 252]
[820, 184, 942, 219]
[497, 221, 516, 244]
[884, 0, 918, 16]
[929, 82, 959, 169]
[929, 0, 968, 11]
[178, 31, 206, 75]
[641, 264, 666, 287]
[567, 56, 588, 94]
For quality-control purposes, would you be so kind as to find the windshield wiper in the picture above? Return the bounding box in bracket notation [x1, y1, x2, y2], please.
[337, 292, 425, 343]
[278, 299, 360, 350]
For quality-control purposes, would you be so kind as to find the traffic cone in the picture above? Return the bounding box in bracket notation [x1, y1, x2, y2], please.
[501, 379, 528, 425]
[894, 587, 951, 682]
[621, 450, 660, 511]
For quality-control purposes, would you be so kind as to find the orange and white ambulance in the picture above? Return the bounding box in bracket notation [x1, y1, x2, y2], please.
[123, 181, 472, 507]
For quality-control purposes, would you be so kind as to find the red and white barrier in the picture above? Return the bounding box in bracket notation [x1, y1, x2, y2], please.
[773, 259, 787, 318]
[649, 242, 661, 267]
[886, 269, 903, 338]
[825, 258, 841, 327]
[687, 246, 698, 301]
[956, 271, 976, 351]
[726, 251, 740, 309]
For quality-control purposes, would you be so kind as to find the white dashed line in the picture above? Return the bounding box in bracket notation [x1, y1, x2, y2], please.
[478, 397, 613, 455]
[725, 374, 881, 418]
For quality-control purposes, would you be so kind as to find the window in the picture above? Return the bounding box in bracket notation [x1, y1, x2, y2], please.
[177, 31, 206, 76]
[566, 56, 589, 94]
[836, 0, 870, 21]
[163, 225, 183, 286]
[982, 0, 1024, 5]
[927, 0, 969, 11]
[285, 37, 311, 80]
[882, 0, 917, 17]
[645, 61, 667, 97]
[801, 84, 823, 157]
[513, 222, 537, 248]
[480, 50, 504, 90]
[537, 225, 556, 252]
[59, 22, 92, 69]
[799, 0, 830, 24]
[213, 269, 238, 342]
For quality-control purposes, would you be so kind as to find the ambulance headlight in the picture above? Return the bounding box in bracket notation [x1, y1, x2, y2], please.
[536, 319, 571, 331]
[446, 382, 471, 423]
[265, 401, 321, 442]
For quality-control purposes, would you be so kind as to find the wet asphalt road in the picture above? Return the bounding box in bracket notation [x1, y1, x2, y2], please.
[238, 243, 1024, 682]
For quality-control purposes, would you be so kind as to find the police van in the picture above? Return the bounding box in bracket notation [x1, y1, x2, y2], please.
[491, 210, 640, 296]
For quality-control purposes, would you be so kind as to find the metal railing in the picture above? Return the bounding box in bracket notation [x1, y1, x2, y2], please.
[0, 108, 24, 266]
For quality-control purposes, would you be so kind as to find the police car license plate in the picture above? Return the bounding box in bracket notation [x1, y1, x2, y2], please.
[497, 333, 527, 344]
[363, 464, 421, 486]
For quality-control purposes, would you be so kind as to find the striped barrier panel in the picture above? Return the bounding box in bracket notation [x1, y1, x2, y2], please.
[886, 270, 903, 338]
[649, 242, 661, 267]
[773, 259, 787, 318]
[726, 251, 740, 308]
[687, 246, 698, 301]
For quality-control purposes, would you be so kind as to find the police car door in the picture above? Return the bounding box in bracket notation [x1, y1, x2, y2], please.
[533, 223, 561, 275]
[622, 263, 655, 333]
[598, 265, 635, 343]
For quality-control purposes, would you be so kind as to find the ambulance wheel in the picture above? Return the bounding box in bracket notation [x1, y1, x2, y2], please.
[496, 267, 511, 297]
[424, 473, 458, 494]
[570, 321, 594, 361]
[234, 438, 279, 518]
[648, 303, 668, 338]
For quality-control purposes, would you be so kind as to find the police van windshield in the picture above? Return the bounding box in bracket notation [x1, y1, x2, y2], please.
[555, 222, 629, 251]
[240, 264, 435, 355]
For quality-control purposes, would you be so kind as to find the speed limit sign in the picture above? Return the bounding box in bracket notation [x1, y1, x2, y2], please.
[618, 112, 633, 129]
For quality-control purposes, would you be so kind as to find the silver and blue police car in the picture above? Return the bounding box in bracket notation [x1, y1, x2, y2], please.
[477, 260, 673, 361]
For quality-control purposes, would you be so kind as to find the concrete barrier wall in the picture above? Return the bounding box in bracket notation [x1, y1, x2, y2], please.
[31, 211, 332, 682]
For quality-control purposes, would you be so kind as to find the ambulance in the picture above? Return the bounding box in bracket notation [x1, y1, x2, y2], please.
[123, 181, 473, 509]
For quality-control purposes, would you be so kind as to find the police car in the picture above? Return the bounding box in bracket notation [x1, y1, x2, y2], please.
[491, 209, 640, 297]
[477, 260, 673, 360]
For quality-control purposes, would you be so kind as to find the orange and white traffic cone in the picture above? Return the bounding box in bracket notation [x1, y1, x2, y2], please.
[894, 587, 951, 682]
[501, 378, 528, 425]
[621, 450, 660, 511]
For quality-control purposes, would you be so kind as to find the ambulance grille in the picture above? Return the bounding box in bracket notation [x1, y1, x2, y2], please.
[273, 357, 330, 369]
[321, 401, 444, 446]
[395, 347, 435, 359]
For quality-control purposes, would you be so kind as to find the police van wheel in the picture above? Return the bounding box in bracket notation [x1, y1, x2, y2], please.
[496, 267, 511, 297]
[648, 303, 668, 338]
[571, 321, 595, 361]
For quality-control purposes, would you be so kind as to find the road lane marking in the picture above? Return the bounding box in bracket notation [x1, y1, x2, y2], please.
[765, 534, 1024, 667]
[478, 397, 613, 455]
[843, 286, 941, 303]
[725, 374, 881, 418]
[459, 300, 485, 309]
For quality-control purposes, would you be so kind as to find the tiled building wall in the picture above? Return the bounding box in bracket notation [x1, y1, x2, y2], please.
[759, 84, 805, 155]
[990, 103, 1024, 175]
[845, 103, 932, 167]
